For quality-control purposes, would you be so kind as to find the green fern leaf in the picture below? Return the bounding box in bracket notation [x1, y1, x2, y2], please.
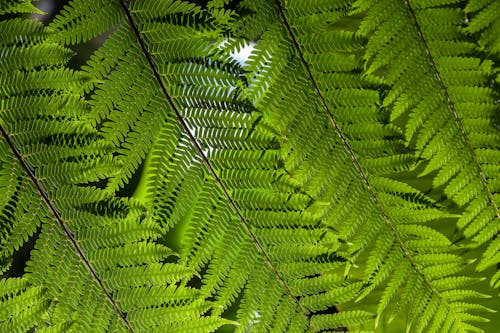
[2, 0, 500, 332]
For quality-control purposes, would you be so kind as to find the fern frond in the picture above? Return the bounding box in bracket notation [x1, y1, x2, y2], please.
[226, 0, 494, 331]
[3, 0, 500, 332]
[0, 278, 48, 332]
[48, 0, 123, 45]
[0, 4, 226, 332]
[351, 0, 500, 274]
[43, 0, 387, 331]
[464, 0, 500, 56]
[0, 0, 43, 15]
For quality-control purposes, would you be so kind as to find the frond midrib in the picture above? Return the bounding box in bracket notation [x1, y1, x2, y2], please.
[0, 125, 135, 332]
[403, 0, 500, 222]
[117, 0, 316, 330]
[273, 0, 454, 314]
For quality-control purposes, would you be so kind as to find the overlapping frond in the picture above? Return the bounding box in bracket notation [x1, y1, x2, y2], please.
[46, 0, 381, 331]
[0, 2, 222, 332]
[350, 0, 500, 275]
[464, 0, 500, 57]
[226, 0, 494, 331]
[2, 0, 500, 332]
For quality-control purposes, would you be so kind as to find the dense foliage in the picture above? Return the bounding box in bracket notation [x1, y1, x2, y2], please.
[1, 0, 500, 332]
